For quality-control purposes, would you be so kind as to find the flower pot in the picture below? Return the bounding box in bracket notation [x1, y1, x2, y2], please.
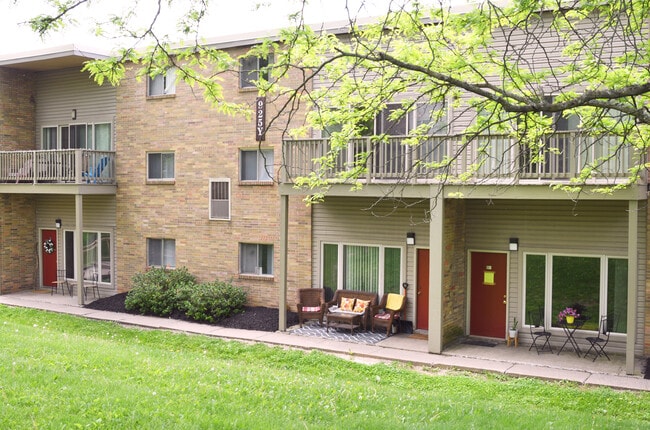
[509, 329, 518, 338]
[566, 315, 575, 324]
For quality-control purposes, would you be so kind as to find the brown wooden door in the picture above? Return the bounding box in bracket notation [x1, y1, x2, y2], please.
[470, 251, 507, 338]
[41, 229, 57, 287]
[416, 248, 429, 330]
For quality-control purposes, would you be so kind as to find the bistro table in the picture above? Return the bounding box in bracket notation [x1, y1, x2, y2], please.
[557, 319, 585, 357]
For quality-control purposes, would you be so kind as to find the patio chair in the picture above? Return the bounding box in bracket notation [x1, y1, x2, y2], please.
[584, 315, 610, 362]
[371, 293, 406, 336]
[8, 158, 33, 183]
[83, 156, 109, 183]
[528, 310, 553, 354]
[52, 269, 70, 295]
[296, 288, 326, 327]
[83, 272, 101, 300]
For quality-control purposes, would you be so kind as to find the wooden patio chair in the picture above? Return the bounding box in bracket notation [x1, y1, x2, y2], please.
[296, 288, 326, 327]
[371, 293, 406, 336]
[83, 272, 101, 300]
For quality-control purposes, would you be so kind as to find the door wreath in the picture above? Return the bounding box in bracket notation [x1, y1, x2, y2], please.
[43, 238, 55, 254]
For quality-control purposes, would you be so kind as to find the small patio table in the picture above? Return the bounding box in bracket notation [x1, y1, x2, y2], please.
[557, 319, 584, 357]
[326, 311, 364, 334]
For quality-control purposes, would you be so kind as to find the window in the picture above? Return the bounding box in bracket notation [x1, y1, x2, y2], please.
[240, 149, 274, 181]
[147, 152, 175, 180]
[147, 238, 176, 268]
[209, 179, 230, 220]
[42, 127, 57, 150]
[375, 103, 447, 136]
[43, 123, 112, 150]
[239, 55, 273, 89]
[63, 230, 112, 283]
[523, 253, 628, 334]
[148, 68, 176, 96]
[240, 243, 273, 275]
[322, 243, 402, 294]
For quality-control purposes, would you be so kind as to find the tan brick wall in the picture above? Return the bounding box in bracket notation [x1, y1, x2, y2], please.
[0, 68, 37, 293]
[0, 67, 35, 149]
[442, 199, 467, 345]
[116, 48, 312, 307]
[646, 203, 650, 356]
[0, 195, 37, 293]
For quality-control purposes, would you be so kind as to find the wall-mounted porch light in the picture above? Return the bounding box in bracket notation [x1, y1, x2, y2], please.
[71, 109, 77, 120]
[509, 237, 519, 251]
[55, 219, 62, 229]
[406, 232, 416, 246]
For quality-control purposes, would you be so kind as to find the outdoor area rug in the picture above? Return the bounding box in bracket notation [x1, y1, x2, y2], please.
[289, 321, 387, 345]
[462, 339, 498, 347]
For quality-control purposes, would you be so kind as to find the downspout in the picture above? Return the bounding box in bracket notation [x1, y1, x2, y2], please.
[626, 200, 638, 375]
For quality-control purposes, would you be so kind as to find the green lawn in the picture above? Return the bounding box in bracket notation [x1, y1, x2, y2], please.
[1, 305, 648, 429]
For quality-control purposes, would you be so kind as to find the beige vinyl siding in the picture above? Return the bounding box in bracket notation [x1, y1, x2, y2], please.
[36, 195, 116, 228]
[312, 197, 431, 320]
[466, 199, 645, 355]
[35, 67, 117, 147]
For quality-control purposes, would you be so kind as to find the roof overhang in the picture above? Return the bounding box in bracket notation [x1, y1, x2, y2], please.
[0, 44, 110, 72]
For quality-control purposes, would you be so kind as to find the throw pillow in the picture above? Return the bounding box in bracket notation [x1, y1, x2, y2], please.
[302, 306, 321, 312]
[353, 299, 370, 313]
[340, 297, 355, 311]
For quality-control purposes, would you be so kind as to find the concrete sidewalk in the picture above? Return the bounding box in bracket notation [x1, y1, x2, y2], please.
[1, 291, 649, 392]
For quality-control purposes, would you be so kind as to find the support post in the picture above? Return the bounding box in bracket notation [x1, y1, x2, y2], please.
[279, 194, 289, 331]
[428, 191, 444, 354]
[76, 194, 85, 305]
[626, 200, 638, 374]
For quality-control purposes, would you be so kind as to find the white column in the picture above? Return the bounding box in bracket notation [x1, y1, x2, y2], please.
[428, 192, 444, 354]
[626, 200, 638, 374]
[76, 194, 85, 305]
[278, 194, 289, 331]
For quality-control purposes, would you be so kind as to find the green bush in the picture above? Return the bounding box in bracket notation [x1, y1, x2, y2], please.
[125, 267, 197, 316]
[179, 281, 247, 323]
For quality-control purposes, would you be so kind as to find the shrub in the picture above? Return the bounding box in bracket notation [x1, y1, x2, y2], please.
[179, 280, 247, 323]
[125, 267, 196, 316]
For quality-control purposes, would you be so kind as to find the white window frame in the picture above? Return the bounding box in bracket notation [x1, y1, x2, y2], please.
[239, 55, 273, 89]
[522, 252, 628, 334]
[239, 243, 274, 276]
[147, 152, 175, 181]
[147, 238, 176, 268]
[41, 123, 112, 150]
[63, 230, 112, 284]
[148, 68, 176, 96]
[321, 242, 404, 295]
[209, 178, 231, 220]
[240, 149, 274, 182]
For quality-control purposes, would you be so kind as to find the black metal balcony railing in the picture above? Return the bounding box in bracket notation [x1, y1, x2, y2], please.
[0, 149, 116, 185]
[282, 132, 641, 185]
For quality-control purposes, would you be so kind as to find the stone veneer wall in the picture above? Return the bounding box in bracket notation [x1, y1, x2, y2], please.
[442, 199, 467, 346]
[0, 67, 37, 293]
[115, 47, 312, 307]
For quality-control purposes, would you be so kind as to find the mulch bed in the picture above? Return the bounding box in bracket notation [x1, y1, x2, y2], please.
[84, 292, 298, 332]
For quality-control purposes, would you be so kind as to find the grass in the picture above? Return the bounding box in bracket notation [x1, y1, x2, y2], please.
[1, 305, 649, 429]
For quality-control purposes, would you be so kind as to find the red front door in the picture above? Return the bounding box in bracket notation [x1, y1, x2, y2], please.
[416, 248, 429, 330]
[470, 251, 507, 338]
[41, 229, 58, 287]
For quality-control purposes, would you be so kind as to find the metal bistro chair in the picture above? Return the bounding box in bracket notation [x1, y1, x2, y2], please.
[584, 315, 611, 362]
[55, 269, 71, 296]
[528, 310, 553, 354]
[84, 272, 101, 300]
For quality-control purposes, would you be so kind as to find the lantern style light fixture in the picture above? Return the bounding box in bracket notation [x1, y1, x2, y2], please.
[509, 237, 519, 251]
[406, 232, 416, 246]
[55, 219, 62, 229]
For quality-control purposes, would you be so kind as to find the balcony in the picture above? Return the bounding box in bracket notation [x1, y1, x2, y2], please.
[282, 131, 642, 186]
[0, 150, 115, 186]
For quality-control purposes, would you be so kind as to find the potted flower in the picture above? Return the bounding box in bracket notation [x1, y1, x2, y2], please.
[558, 307, 580, 324]
[509, 317, 519, 339]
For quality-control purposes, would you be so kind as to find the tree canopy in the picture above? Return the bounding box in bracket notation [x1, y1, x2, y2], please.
[25, 0, 650, 202]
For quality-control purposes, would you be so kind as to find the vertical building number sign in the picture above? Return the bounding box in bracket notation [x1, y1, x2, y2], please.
[256, 97, 266, 141]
